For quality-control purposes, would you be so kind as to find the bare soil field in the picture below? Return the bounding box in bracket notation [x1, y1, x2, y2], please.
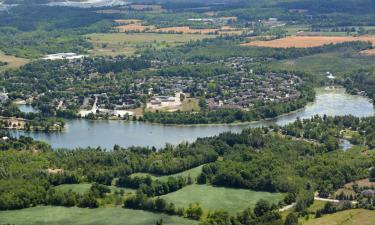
[241, 36, 375, 48]
[117, 24, 153, 32]
[360, 48, 375, 55]
[155, 26, 217, 34]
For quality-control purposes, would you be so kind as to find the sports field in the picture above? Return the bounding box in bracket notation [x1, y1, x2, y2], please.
[0, 206, 197, 225]
[159, 184, 285, 214]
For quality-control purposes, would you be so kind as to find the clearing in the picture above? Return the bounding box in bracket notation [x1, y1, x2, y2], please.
[131, 164, 204, 181]
[242, 36, 375, 48]
[267, 52, 375, 76]
[0, 51, 29, 71]
[54, 183, 136, 194]
[0, 206, 197, 225]
[86, 33, 213, 56]
[302, 209, 375, 225]
[159, 184, 285, 214]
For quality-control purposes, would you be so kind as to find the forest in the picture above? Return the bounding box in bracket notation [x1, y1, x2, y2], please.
[0, 115, 374, 224]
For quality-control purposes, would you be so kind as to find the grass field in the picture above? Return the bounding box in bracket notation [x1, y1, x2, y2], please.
[54, 183, 136, 194]
[131, 164, 204, 181]
[0, 51, 29, 71]
[159, 184, 285, 214]
[267, 52, 375, 77]
[0, 206, 197, 225]
[242, 36, 375, 48]
[302, 209, 375, 225]
[86, 33, 213, 56]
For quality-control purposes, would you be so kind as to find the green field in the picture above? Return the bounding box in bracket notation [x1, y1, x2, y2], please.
[268, 52, 375, 77]
[159, 184, 285, 214]
[131, 164, 204, 181]
[302, 209, 375, 225]
[86, 33, 214, 56]
[54, 183, 136, 194]
[0, 206, 198, 225]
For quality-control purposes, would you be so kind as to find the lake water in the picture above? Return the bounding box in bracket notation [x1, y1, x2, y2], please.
[11, 87, 375, 149]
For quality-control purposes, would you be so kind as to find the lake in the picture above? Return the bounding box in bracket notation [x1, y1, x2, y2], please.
[11, 87, 375, 149]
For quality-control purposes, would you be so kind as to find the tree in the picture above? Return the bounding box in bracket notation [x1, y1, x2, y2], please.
[285, 212, 298, 225]
[254, 199, 271, 217]
[370, 167, 375, 182]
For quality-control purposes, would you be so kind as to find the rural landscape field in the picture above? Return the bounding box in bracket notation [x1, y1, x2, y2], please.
[0, 0, 375, 225]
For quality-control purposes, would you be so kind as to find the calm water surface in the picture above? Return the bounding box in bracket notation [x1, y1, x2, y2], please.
[11, 87, 375, 149]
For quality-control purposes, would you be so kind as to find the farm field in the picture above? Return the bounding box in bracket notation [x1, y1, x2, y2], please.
[242, 36, 375, 48]
[0, 206, 197, 225]
[267, 52, 375, 76]
[159, 184, 285, 214]
[302, 209, 375, 225]
[86, 33, 213, 56]
[131, 164, 204, 181]
[0, 51, 29, 71]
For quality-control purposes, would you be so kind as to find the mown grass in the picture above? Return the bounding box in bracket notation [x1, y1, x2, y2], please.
[0, 206, 197, 225]
[301, 209, 375, 225]
[86, 33, 213, 57]
[131, 164, 204, 181]
[159, 184, 285, 214]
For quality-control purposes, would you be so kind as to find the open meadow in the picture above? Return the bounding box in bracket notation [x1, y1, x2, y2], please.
[0, 206, 197, 225]
[54, 183, 136, 194]
[267, 52, 375, 77]
[0, 51, 29, 71]
[131, 164, 204, 181]
[159, 184, 285, 214]
[301, 209, 375, 225]
[242, 36, 375, 48]
[86, 33, 214, 56]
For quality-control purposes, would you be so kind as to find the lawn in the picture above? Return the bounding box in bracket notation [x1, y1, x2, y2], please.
[86, 33, 214, 56]
[302, 209, 375, 225]
[0, 206, 197, 225]
[131, 164, 204, 181]
[159, 184, 285, 214]
[54, 183, 136, 194]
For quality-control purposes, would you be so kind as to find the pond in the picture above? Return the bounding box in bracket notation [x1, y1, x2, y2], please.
[11, 87, 375, 149]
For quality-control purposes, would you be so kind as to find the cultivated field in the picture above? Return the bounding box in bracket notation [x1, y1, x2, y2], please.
[0, 51, 29, 71]
[87, 33, 213, 56]
[242, 36, 375, 48]
[302, 209, 375, 225]
[0, 206, 197, 225]
[160, 184, 285, 214]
